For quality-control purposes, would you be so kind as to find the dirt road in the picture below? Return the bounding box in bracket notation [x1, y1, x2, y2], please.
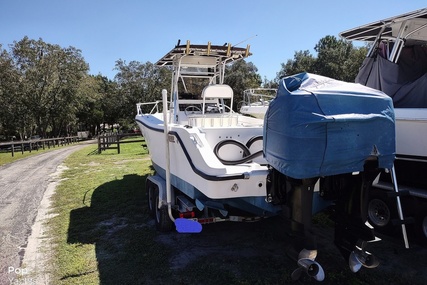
[0, 143, 91, 284]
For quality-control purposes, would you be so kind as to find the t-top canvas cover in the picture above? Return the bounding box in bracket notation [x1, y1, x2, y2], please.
[263, 72, 395, 179]
[355, 45, 427, 108]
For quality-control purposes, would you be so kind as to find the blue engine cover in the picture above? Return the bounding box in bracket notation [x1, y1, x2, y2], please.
[263, 73, 395, 179]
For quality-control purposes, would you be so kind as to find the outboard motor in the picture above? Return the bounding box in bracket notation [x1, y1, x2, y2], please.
[264, 73, 395, 280]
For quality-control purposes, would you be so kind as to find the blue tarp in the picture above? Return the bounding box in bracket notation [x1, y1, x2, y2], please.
[263, 73, 395, 179]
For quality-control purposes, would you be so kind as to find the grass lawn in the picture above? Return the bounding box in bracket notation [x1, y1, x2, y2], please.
[38, 139, 421, 285]
[44, 140, 298, 285]
[45, 140, 174, 284]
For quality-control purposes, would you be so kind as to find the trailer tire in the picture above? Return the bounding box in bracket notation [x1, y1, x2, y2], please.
[154, 186, 174, 232]
[367, 196, 395, 234]
[146, 179, 156, 218]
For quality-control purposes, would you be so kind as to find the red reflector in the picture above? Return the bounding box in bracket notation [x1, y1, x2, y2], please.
[179, 211, 195, 219]
[198, 217, 215, 224]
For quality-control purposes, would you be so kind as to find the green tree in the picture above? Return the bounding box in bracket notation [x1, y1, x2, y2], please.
[0, 44, 28, 139]
[224, 60, 262, 110]
[261, 77, 279, 89]
[99, 76, 120, 132]
[276, 50, 316, 79]
[315, 35, 355, 80]
[276, 35, 368, 82]
[10, 37, 89, 137]
[114, 60, 171, 124]
[341, 45, 369, 82]
[75, 75, 106, 136]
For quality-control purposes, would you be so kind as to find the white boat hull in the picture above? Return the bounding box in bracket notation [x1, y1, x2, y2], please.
[239, 105, 268, 119]
[395, 108, 427, 159]
[135, 113, 276, 210]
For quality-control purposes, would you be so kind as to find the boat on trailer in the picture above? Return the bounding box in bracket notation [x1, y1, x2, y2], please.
[340, 7, 427, 242]
[135, 41, 396, 281]
[136, 41, 276, 223]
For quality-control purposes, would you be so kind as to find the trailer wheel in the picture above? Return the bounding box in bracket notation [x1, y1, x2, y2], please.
[367, 197, 394, 233]
[146, 180, 156, 218]
[153, 186, 174, 232]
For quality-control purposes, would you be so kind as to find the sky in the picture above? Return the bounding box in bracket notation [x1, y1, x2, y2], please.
[1, 1, 426, 81]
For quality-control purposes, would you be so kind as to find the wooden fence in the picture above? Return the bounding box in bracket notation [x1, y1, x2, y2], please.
[0, 136, 79, 157]
[97, 133, 145, 154]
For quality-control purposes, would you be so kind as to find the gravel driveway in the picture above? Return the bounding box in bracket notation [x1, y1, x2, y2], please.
[0, 142, 92, 284]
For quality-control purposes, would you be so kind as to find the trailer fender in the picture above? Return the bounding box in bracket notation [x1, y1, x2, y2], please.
[147, 175, 168, 208]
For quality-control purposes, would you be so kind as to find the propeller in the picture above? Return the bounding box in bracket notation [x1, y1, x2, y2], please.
[349, 247, 379, 273]
[291, 249, 325, 282]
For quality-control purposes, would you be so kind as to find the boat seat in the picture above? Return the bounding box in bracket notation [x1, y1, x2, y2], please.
[201, 84, 234, 99]
[201, 84, 234, 115]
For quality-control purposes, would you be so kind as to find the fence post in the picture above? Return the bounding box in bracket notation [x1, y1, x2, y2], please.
[117, 134, 120, 154]
[98, 135, 102, 154]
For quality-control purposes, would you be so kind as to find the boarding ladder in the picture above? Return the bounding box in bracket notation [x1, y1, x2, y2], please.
[375, 166, 412, 248]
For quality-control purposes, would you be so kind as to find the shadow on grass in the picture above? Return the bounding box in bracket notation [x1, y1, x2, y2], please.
[64, 172, 424, 284]
[67, 174, 171, 284]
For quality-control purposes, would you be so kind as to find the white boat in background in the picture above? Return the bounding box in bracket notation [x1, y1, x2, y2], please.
[135, 40, 397, 281]
[340, 7, 427, 242]
[238, 88, 276, 119]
